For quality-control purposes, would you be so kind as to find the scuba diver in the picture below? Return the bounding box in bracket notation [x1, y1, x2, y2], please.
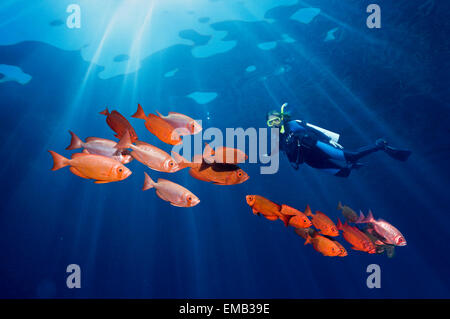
[266, 103, 411, 177]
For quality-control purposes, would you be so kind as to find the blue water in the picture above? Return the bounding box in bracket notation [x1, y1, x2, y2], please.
[0, 0, 449, 298]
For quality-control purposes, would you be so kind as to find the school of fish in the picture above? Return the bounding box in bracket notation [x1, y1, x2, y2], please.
[49, 104, 249, 208]
[49, 104, 406, 259]
[245, 197, 406, 258]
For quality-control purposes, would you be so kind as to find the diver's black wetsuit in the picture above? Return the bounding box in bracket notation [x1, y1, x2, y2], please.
[280, 120, 388, 177]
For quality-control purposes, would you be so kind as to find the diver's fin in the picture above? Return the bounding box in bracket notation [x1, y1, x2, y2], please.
[384, 146, 411, 162]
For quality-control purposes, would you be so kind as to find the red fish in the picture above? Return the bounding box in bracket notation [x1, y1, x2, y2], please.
[355, 210, 407, 246]
[305, 205, 339, 237]
[172, 152, 249, 185]
[116, 131, 180, 172]
[132, 104, 182, 145]
[66, 131, 132, 164]
[245, 195, 293, 226]
[296, 228, 343, 257]
[142, 172, 200, 207]
[280, 205, 312, 228]
[155, 111, 202, 136]
[203, 143, 248, 164]
[49, 151, 131, 183]
[337, 219, 376, 254]
[100, 108, 138, 142]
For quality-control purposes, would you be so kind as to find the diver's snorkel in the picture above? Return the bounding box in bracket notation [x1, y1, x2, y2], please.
[279, 103, 288, 134]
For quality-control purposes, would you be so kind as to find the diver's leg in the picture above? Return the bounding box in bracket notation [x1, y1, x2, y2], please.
[315, 141, 346, 161]
[344, 139, 411, 162]
[344, 140, 385, 163]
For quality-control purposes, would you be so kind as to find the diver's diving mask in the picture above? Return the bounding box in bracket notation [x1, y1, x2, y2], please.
[267, 103, 288, 133]
[267, 114, 281, 128]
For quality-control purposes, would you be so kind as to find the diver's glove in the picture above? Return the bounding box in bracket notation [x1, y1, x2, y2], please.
[330, 139, 344, 149]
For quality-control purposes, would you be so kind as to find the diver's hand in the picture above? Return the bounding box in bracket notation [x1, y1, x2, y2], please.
[330, 140, 344, 149]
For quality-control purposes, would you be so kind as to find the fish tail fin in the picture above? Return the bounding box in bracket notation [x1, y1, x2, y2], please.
[66, 130, 83, 150]
[204, 142, 215, 156]
[304, 235, 312, 245]
[48, 150, 70, 171]
[142, 172, 156, 191]
[280, 214, 293, 227]
[337, 201, 342, 210]
[116, 130, 132, 149]
[337, 218, 343, 230]
[367, 210, 375, 223]
[203, 142, 215, 163]
[99, 108, 109, 116]
[304, 204, 313, 217]
[355, 210, 366, 223]
[132, 103, 147, 120]
[171, 151, 192, 169]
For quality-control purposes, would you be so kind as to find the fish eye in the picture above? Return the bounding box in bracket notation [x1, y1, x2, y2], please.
[118, 168, 123, 172]
[187, 196, 192, 202]
[238, 172, 243, 177]
[169, 161, 174, 167]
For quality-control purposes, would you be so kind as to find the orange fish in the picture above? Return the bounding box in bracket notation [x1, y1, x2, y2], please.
[155, 111, 202, 136]
[337, 219, 376, 254]
[66, 131, 132, 164]
[296, 229, 347, 257]
[172, 152, 249, 185]
[203, 143, 248, 164]
[100, 108, 138, 142]
[305, 205, 339, 237]
[116, 131, 180, 172]
[245, 195, 293, 226]
[132, 104, 182, 145]
[332, 240, 348, 257]
[49, 151, 131, 183]
[296, 228, 343, 257]
[280, 205, 312, 228]
[142, 172, 200, 207]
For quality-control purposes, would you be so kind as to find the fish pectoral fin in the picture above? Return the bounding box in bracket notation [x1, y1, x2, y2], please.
[69, 167, 90, 179]
[252, 208, 259, 215]
[264, 215, 278, 221]
[170, 202, 185, 207]
[94, 180, 110, 184]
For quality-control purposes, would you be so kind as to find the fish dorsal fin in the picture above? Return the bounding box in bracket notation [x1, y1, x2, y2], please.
[85, 137, 108, 143]
[134, 140, 152, 147]
[199, 161, 210, 171]
[168, 111, 188, 117]
[156, 178, 172, 184]
[71, 153, 89, 159]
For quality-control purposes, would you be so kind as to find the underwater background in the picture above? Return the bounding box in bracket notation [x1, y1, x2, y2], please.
[0, 0, 449, 298]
